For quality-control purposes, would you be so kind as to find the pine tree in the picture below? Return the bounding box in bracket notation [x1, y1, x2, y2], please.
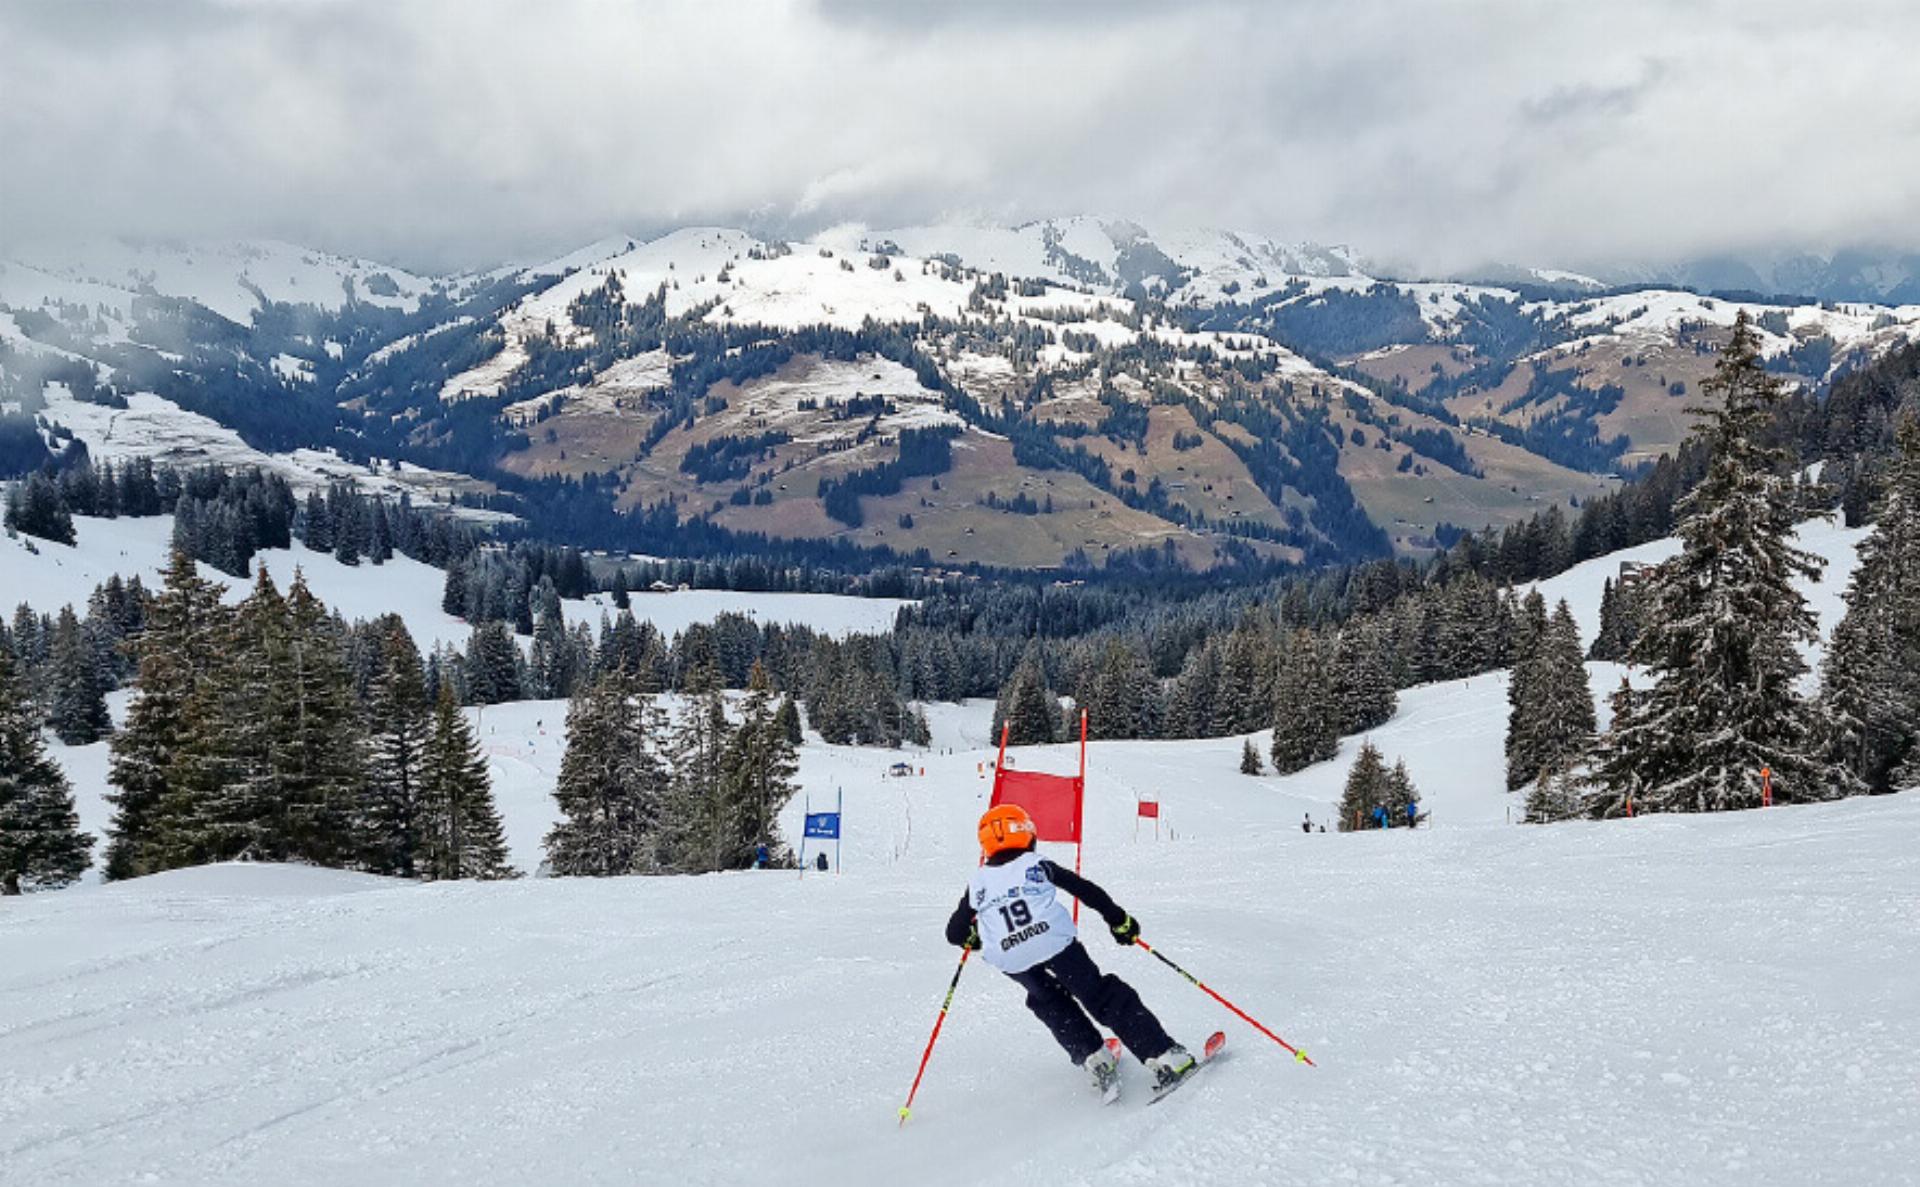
[1386, 758, 1419, 818]
[1508, 598, 1595, 791]
[105, 550, 227, 880]
[1820, 413, 1920, 791]
[664, 688, 735, 872]
[1591, 312, 1839, 813]
[464, 621, 524, 705]
[1166, 642, 1222, 738]
[1271, 631, 1338, 774]
[716, 663, 798, 870]
[1086, 639, 1154, 740]
[152, 567, 288, 869]
[273, 573, 366, 865]
[1239, 737, 1263, 775]
[360, 619, 432, 875]
[4, 470, 76, 545]
[1524, 764, 1583, 824]
[1330, 623, 1396, 735]
[775, 695, 804, 746]
[1337, 740, 1392, 831]
[992, 647, 1058, 746]
[46, 605, 112, 745]
[0, 646, 94, 893]
[545, 672, 666, 876]
[418, 684, 514, 880]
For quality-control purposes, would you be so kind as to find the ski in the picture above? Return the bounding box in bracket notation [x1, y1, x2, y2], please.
[1148, 1031, 1227, 1105]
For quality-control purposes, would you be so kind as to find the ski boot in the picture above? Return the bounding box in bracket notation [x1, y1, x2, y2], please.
[1146, 1044, 1196, 1091]
[1084, 1044, 1122, 1104]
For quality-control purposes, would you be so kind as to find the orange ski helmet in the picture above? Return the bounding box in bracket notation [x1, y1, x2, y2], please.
[979, 804, 1037, 857]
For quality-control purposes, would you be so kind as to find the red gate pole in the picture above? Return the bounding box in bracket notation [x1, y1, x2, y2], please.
[1073, 709, 1088, 923]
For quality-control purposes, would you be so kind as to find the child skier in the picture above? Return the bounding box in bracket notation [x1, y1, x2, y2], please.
[945, 804, 1195, 1099]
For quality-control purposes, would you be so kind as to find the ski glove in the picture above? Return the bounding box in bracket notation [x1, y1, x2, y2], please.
[1110, 915, 1141, 945]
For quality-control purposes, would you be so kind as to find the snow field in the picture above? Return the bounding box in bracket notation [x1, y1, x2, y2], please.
[7, 727, 1916, 1186]
[2, 514, 912, 660]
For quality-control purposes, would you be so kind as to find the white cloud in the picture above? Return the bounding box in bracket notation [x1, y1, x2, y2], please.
[1, 0, 1915, 274]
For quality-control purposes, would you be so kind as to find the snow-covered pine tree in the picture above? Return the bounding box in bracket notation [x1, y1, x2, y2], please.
[1386, 758, 1419, 817]
[464, 620, 524, 705]
[991, 646, 1058, 746]
[1524, 764, 1584, 824]
[1509, 599, 1596, 791]
[1504, 591, 1550, 790]
[418, 684, 514, 879]
[1337, 740, 1391, 831]
[105, 549, 228, 880]
[1087, 639, 1155, 740]
[0, 645, 94, 893]
[665, 688, 735, 872]
[545, 671, 665, 876]
[1331, 622, 1396, 735]
[1820, 413, 1920, 791]
[1588, 577, 1647, 662]
[1239, 737, 1264, 775]
[360, 619, 432, 876]
[150, 566, 289, 869]
[274, 573, 366, 865]
[1270, 631, 1338, 775]
[716, 662, 798, 870]
[1590, 311, 1841, 814]
[46, 605, 112, 745]
[1218, 619, 1274, 735]
[1165, 641, 1221, 738]
[527, 578, 578, 700]
[1535, 601, 1597, 770]
[775, 695, 803, 746]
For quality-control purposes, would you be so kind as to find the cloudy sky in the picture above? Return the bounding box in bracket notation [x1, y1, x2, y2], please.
[3, 0, 1916, 274]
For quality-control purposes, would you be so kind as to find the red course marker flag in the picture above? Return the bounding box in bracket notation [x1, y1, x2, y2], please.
[1137, 800, 1160, 819]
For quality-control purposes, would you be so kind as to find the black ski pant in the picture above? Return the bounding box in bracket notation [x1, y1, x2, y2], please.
[1006, 940, 1175, 1065]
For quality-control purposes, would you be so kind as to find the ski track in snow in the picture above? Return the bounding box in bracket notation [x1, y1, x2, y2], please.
[10, 689, 1919, 1186]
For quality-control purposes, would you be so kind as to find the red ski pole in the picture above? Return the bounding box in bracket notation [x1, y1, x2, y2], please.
[1135, 939, 1315, 1067]
[898, 948, 971, 1126]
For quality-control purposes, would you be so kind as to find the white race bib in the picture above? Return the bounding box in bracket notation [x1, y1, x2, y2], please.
[968, 851, 1076, 972]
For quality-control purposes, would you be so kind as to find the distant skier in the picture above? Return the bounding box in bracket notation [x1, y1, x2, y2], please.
[1406, 800, 1419, 829]
[815, 852, 829, 872]
[1301, 813, 1313, 834]
[754, 843, 771, 869]
[945, 804, 1196, 1100]
[1371, 804, 1390, 830]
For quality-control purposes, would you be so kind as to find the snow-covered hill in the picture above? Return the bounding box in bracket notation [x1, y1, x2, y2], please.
[0, 238, 440, 327]
[12, 510, 1918, 1184]
[9, 732, 1916, 1186]
[2, 513, 913, 655]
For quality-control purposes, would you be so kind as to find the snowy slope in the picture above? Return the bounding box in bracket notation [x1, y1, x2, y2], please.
[1, 514, 911, 655]
[0, 239, 435, 326]
[15, 509, 1919, 1184]
[8, 749, 1916, 1186]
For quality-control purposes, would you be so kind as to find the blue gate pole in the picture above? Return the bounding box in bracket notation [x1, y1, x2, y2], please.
[837, 786, 844, 875]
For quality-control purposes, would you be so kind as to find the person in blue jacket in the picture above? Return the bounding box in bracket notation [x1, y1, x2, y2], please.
[1371, 804, 1389, 830]
[1405, 801, 1419, 829]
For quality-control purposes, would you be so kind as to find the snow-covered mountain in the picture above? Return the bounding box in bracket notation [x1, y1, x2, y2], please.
[7, 223, 1920, 573]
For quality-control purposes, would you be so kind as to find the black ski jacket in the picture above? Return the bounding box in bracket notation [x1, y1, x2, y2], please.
[944, 855, 1128, 946]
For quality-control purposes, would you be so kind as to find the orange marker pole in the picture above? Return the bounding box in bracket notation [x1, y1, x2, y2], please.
[898, 949, 970, 1126]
